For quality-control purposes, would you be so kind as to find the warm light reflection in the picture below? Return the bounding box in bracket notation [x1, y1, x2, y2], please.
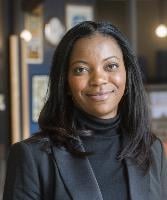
[155, 24, 167, 38]
[20, 30, 32, 42]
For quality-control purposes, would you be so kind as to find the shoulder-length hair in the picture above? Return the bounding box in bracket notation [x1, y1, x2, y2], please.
[38, 21, 155, 172]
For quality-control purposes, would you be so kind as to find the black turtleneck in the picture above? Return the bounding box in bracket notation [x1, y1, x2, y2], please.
[75, 108, 129, 200]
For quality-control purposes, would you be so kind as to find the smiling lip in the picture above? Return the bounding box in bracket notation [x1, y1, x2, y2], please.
[86, 91, 114, 101]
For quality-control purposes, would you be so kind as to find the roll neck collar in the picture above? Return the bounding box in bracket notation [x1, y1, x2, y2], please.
[74, 107, 121, 137]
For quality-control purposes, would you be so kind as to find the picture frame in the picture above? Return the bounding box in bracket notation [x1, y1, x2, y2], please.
[24, 6, 43, 64]
[31, 75, 49, 122]
[66, 4, 94, 30]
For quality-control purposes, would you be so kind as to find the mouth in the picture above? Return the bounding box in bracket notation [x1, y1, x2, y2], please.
[86, 90, 115, 101]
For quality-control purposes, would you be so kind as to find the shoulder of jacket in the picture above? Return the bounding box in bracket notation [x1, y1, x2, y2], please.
[24, 132, 50, 144]
[151, 138, 163, 156]
[150, 138, 167, 175]
[11, 133, 53, 156]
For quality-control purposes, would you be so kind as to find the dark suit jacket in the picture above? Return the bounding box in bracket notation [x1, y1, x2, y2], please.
[3, 135, 167, 200]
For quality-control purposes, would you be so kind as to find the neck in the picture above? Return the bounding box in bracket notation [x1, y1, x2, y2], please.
[74, 107, 121, 137]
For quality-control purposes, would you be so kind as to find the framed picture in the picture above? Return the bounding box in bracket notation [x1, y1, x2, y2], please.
[24, 6, 43, 64]
[146, 84, 167, 141]
[32, 75, 49, 122]
[66, 4, 94, 30]
[0, 94, 5, 111]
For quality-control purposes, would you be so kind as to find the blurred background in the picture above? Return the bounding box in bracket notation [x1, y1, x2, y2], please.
[0, 0, 167, 197]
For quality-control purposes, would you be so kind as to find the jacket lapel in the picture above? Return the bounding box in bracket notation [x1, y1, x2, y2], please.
[121, 132, 150, 200]
[125, 158, 150, 200]
[51, 141, 103, 200]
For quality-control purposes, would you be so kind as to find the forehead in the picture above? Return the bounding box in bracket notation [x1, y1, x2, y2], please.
[70, 33, 123, 60]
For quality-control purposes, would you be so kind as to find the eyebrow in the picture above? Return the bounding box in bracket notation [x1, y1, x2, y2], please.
[70, 60, 88, 66]
[103, 56, 121, 61]
[70, 56, 121, 66]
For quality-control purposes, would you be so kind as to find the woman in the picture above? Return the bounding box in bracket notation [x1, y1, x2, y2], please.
[3, 21, 167, 200]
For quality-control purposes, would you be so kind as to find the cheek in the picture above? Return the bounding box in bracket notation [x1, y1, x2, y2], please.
[111, 72, 126, 91]
[68, 76, 88, 94]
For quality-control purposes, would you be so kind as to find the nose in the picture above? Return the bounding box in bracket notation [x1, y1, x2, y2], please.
[89, 68, 108, 87]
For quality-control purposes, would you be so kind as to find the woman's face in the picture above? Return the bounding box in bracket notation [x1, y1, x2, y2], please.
[68, 34, 126, 119]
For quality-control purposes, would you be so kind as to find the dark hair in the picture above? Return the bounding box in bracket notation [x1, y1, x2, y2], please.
[38, 21, 155, 172]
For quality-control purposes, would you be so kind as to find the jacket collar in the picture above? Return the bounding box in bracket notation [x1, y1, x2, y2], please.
[50, 138, 149, 200]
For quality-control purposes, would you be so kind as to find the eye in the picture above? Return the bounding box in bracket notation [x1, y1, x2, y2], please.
[104, 63, 119, 71]
[72, 66, 89, 75]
